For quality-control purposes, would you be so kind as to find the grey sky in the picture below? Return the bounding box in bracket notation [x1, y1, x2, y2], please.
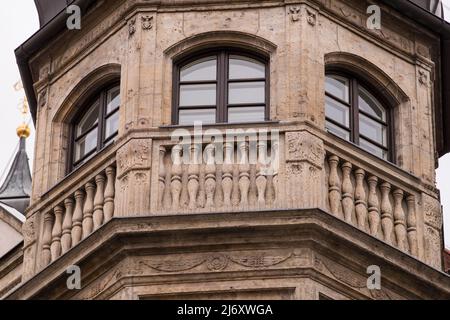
[0, 1, 448, 247]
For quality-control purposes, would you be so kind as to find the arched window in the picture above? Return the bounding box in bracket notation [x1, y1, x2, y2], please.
[71, 83, 120, 169]
[173, 49, 269, 125]
[325, 73, 391, 161]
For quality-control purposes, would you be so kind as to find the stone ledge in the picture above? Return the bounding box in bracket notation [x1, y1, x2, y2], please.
[6, 209, 450, 299]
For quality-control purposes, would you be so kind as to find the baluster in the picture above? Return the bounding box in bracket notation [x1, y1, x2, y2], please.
[41, 212, 54, 267]
[104, 166, 116, 222]
[272, 140, 279, 204]
[393, 189, 407, 251]
[406, 195, 418, 257]
[187, 144, 200, 210]
[238, 141, 250, 207]
[354, 169, 368, 231]
[222, 142, 234, 207]
[256, 142, 268, 206]
[367, 176, 380, 237]
[93, 173, 106, 230]
[171, 145, 183, 210]
[72, 190, 84, 246]
[82, 182, 95, 239]
[328, 155, 341, 217]
[204, 144, 216, 208]
[341, 162, 354, 224]
[380, 182, 393, 244]
[61, 198, 74, 254]
[158, 146, 167, 208]
[50, 205, 63, 262]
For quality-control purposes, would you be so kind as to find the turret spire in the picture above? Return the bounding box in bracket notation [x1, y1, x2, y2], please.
[0, 82, 32, 214]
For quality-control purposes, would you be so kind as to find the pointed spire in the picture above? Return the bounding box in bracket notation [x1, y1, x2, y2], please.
[0, 84, 32, 214]
[0, 138, 32, 214]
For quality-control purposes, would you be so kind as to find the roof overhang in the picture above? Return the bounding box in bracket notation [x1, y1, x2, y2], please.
[15, 0, 450, 157]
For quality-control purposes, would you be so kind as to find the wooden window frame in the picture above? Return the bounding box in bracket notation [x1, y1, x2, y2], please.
[68, 81, 120, 172]
[325, 71, 395, 163]
[172, 48, 270, 125]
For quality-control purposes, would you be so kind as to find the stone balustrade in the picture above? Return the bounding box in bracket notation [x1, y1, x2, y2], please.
[40, 164, 116, 268]
[326, 152, 419, 257]
[156, 135, 280, 214]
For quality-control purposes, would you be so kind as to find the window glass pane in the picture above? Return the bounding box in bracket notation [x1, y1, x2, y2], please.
[360, 114, 387, 146]
[179, 109, 216, 125]
[229, 55, 265, 80]
[77, 100, 99, 137]
[180, 84, 216, 107]
[105, 111, 119, 139]
[229, 82, 265, 104]
[326, 121, 350, 141]
[325, 75, 349, 103]
[360, 138, 387, 160]
[106, 86, 120, 114]
[75, 128, 98, 162]
[358, 86, 386, 121]
[325, 96, 350, 127]
[228, 107, 265, 123]
[180, 57, 217, 82]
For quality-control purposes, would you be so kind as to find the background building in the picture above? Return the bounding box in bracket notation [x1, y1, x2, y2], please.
[0, 0, 450, 299]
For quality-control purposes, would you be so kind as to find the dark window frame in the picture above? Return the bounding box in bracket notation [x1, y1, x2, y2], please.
[172, 48, 270, 125]
[68, 81, 121, 172]
[325, 70, 395, 163]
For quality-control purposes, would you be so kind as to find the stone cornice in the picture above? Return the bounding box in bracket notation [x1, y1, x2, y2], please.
[6, 209, 450, 299]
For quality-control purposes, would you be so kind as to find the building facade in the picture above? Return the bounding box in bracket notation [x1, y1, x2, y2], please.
[1, 0, 450, 299]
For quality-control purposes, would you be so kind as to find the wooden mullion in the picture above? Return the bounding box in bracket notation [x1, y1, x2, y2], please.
[325, 92, 351, 107]
[359, 109, 387, 126]
[326, 117, 351, 131]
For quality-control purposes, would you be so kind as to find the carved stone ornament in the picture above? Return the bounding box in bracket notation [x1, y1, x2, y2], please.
[142, 15, 153, 30]
[289, 6, 301, 22]
[306, 8, 317, 26]
[418, 70, 430, 87]
[206, 254, 229, 271]
[128, 18, 136, 38]
[423, 194, 442, 229]
[286, 131, 325, 168]
[116, 139, 151, 177]
[23, 215, 36, 246]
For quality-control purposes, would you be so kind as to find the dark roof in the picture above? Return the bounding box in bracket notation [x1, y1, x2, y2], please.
[0, 138, 32, 214]
[34, 0, 71, 27]
[15, 0, 450, 157]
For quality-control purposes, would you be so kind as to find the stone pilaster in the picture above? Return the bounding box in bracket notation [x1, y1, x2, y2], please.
[115, 138, 152, 217]
[285, 131, 326, 209]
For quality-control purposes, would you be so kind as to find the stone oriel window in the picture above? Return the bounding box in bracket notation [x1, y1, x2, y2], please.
[71, 83, 120, 169]
[173, 49, 269, 125]
[325, 73, 392, 161]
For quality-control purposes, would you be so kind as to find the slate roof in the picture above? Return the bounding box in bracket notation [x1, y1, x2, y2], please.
[0, 138, 32, 214]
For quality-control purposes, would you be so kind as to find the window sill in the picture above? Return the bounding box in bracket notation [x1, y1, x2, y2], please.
[159, 121, 280, 130]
